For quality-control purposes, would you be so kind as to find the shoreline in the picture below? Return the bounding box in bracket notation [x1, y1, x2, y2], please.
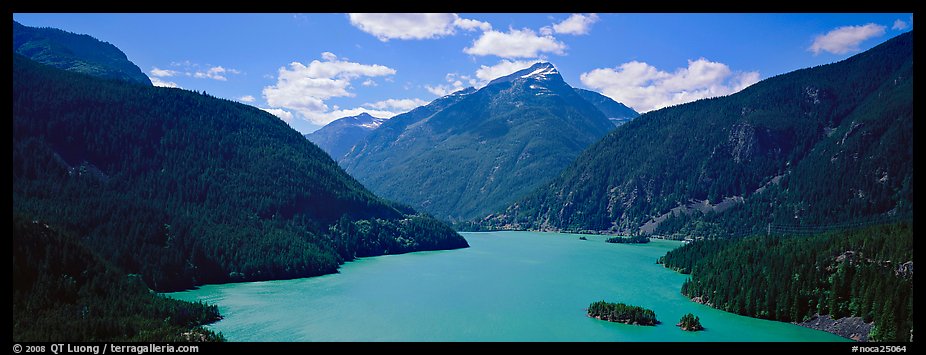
[794, 314, 872, 342]
[680, 275, 867, 342]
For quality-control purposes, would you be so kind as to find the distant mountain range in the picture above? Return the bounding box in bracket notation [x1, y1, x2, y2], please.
[473, 31, 912, 236]
[340, 62, 625, 221]
[305, 113, 387, 160]
[574, 88, 640, 126]
[13, 20, 152, 85]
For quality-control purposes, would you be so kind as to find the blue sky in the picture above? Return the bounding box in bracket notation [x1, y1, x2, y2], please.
[13, 13, 913, 134]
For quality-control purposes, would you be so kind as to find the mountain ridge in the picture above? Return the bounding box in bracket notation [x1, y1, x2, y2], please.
[305, 112, 387, 160]
[574, 88, 640, 126]
[341, 62, 617, 221]
[471, 31, 912, 236]
[13, 20, 152, 85]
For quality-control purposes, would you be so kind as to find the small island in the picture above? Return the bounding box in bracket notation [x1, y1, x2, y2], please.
[587, 301, 658, 326]
[605, 235, 650, 244]
[677, 313, 704, 331]
[578, 236, 588, 240]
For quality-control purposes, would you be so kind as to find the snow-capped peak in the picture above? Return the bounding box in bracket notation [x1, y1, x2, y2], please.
[521, 63, 558, 80]
[486, 62, 562, 86]
[343, 112, 385, 130]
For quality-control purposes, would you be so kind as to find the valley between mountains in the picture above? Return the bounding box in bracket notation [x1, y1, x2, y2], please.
[12, 18, 912, 343]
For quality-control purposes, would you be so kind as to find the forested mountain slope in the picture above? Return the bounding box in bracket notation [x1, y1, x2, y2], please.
[474, 32, 912, 236]
[341, 62, 616, 221]
[13, 54, 467, 293]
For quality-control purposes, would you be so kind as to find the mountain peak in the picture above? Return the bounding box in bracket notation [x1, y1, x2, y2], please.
[451, 87, 476, 96]
[343, 112, 384, 129]
[306, 112, 386, 158]
[487, 62, 562, 86]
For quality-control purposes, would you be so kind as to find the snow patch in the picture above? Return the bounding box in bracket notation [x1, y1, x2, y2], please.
[358, 121, 383, 129]
[521, 66, 558, 80]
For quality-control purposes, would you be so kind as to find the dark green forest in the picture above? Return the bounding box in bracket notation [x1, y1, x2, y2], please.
[475, 32, 912, 238]
[586, 301, 658, 326]
[13, 53, 467, 294]
[13, 215, 223, 341]
[661, 222, 913, 342]
[677, 313, 703, 331]
[605, 235, 650, 244]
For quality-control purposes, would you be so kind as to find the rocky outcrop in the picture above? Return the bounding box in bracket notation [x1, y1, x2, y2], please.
[796, 314, 872, 342]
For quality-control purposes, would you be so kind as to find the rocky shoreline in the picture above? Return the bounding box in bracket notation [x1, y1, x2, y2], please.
[687, 295, 869, 341]
[796, 314, 872, 342]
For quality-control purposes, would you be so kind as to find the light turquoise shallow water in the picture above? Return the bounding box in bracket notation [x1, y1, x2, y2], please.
[167, 231, 848, 342]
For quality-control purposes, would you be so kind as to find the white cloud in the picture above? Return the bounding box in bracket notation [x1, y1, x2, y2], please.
[321, 108, 396, 121]
[150, 67, 179, 77]
[170, 60, 193, 67]
[260, 107, 294, 122]
[552, 13, 599, 35]
[321, 51, 338, 61]
[464, 28, 566, 58]
[348, 13, 490, 41]
[238, 95, 256, 103]
[580, 58, 760, 113]
[296, 99, 429, 126]
[425, 84, 458, 97]
[475, 59, 543, 84]
[194, 66, 239, 81]
[161, 61, 241, 81]
[892, 19, 909, 30]
[262, 52, 397, 125]
[362, 79, 378, 87]
[149, 76, 180, 88]
[454, 17, 492, 32]
[425, 72, 478, 96]
[363, 98, 429, 111]
[808, 23, 886, 55]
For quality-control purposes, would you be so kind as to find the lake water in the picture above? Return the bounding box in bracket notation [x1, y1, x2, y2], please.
[167, 231, 847, 342]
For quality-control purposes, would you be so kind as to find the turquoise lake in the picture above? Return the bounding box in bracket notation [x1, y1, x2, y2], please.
[167, 231, 848, 342]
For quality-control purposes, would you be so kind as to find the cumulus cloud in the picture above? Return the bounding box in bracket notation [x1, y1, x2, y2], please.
[454, 17, 492, 32]
[193, 66, 241, 81]
[892, 19, 909, 30]
[808, 23, 886, 55]
[262, 52, 397, 125]
[427, 60, 544, 97]
[464, 28, 566, 58]
[154, 62, 241, 82]
[364, 98, 430, 111]
[322, 108, 396, 121]
[238, 95, 256, 103]
[580, 58, 760, 113]
[552, 13, 599, 35]
[321, 51, 338, 61]
[426, 72, 478, 96]
[150, 67, 179, 77]
[348, 13, 490, 41]
[362, 79, 378, 87]
[474, 59, 543, 84]
[149, 76, 180, 88]
[298, 99, 429, 125]
[260, 107, 294, 122]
